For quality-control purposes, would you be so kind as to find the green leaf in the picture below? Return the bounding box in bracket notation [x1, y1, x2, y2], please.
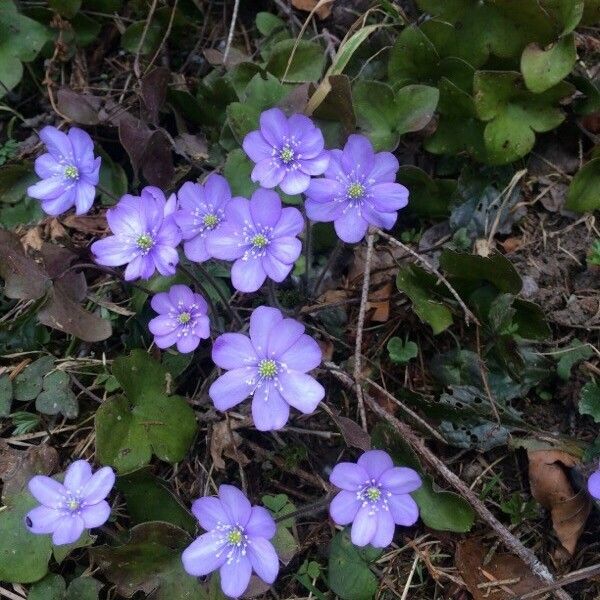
[371, 423, 475, 532]
[71, 13, 101, 46]
[52, 530, 95, 563]
[396, 265, 453, 334]
[353, 80, 439, 151]
[256, 11, 287, 36]
[65, 577, 103, 600]
[223, 149, 259, 197]
[0, 489, 52, 583]
[473, 71, 572, 164]
[565, 158, 600, 213]
[121, 21, 163, 55]
[13, 356, 55, 402]
[387, 337, 418, 364]
[28, 574, 66, 600]
[328, 530, 381, 600]
[439, 250, 522, 294]
[579, 381, 600, 422]
[90, 522, 207, 600]
[397, 165, 456, 219]
[263, 493, 299, 565]
[556, 339, 594, 380]
[97, 148, 127, 206]
[0, 2, 50, 98]
[116, 470, 196, 533]
[0, 374, 12, 417]
[266, 39, 326, 82]
[521, 34, 577, 93]
[49, 0, 82, 18]
[35, 371, 78, 419]
[95, 350, 198, 474]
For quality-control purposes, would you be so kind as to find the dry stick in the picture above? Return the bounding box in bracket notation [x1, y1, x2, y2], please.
[222, 0, 240, 65]
[353, 230, 374, 432]
[515, 563, 600, 599]
[133, 0, 159, 79]
[323, 362, 573, 600]
[374, 228, 479, 327]
[144, 0, 179, 77]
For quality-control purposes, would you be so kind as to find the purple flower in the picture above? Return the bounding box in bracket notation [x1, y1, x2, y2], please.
[305, 134, 409, 244]
[174, 175, 232, 263]
[209, 306, 324, 431]
[588, 470, 600, 499]
[91, 187, 181, 281]
[205, 188, 303, 293]
[25, 460, 115, 546]
[243, 108, 329, 195]
[149, 284, 210, 353]
[182, 484, 279, 598]
[329, 450, 421, 548]
[27, 126, 101, 216]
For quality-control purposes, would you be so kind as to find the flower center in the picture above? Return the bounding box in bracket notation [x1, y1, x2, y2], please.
[258, 358, 277, 379]
[279, 145, 294, 164]
[251, 233, 269, 249]
[64, 165, 79, 180]
[178, 312, 191, 324]
[365, 486, 381, 501]
[203, 213, 219, 229]
[136, 233, 154, 253]
[227, 528, 243, 545]
[66, 497, 80, 512]
[347, 182, 365, 199]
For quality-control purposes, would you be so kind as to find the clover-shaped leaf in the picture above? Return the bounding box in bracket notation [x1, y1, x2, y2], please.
[353, 80, 439, 151]
[521, 34, 577, 93]
[473, 71, 573, 164]
[95, 350, 198, 474]
[387, 337, 419, 364]
[35, 371, 78, 419]
[13, 356, 55, 402]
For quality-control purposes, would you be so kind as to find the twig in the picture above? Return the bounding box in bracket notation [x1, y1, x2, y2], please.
[487, 169, 527, 247]
[375, 228, 479, 327]
[353, 230, 374, 431]
[324, 361, 573, 600]
[514, 563, 600, 599]
[222, 0, 240, 64]
[144, 0, 179, 76]
[400, 553, 419, 600]
[133, 0, 159, 79]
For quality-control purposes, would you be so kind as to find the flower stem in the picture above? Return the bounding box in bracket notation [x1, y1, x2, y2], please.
[194, 262, 243, 328]
[177, 263, 218, 320]
[303, 213, 312, 297]
[312, 239, 343, 299]
[274, 493, 333, 523]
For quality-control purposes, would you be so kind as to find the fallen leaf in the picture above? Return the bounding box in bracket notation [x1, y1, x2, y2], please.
[210, 419, 250, 471]
[21, 227, 44, 252]
[291, 0, 332, 19]
[499, 237, 522, 253]
[456, 538, 540, 600]
[56, 88, 101, 125]
[63, 213, 108, 235]
[369, 281, 392, 322]
[528, 449, 591, 555]
[141, 67, 170, 125]
[329, 412, 371, 451]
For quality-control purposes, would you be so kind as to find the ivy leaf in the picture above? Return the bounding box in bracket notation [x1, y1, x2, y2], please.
[387, 337, 419, 364]
[35, 371, 78, 419]
[556, 339, 594, 380]
[0, 1, 50, 98]
[0, 489, 52, 583]
[521, 34, 577, 93]
[13, 356, 55, 402]
[565, 158, 600, 213]
[396, 265, 453, 335]
[579, 381, 600, 423]
[353, 80, 439, 151]
[95, 350, 198, 474]
[328, 530, 381, 600]
[90, 522, 208, 599]
[473, 71, 573, 164]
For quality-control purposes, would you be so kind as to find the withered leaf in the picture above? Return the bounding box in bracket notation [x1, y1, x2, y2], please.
[141, 67, 170, 125]
[528, 449, 591, 555]
[329, 412, 371, 451]
[456, 538, 540, 600]
[56, 88, 101, 125]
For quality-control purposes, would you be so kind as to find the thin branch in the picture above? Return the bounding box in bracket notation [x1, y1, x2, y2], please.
[324, 361, 573, 600]
[353, 230, 373, 431]
[375, 228, 479, 327]
[222, 0, 240, 64]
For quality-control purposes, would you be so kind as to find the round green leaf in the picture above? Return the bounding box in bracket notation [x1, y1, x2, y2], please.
[565, 158, 600, 213]
[28, 574, 66, 600]
[266, 39, 326, 83]
[521, 34, 577, 93]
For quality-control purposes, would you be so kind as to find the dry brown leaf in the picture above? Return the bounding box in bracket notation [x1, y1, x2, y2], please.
[63, 213, 108, 235]
[210, 419, 250, 471]
[456, 538, 540, 600]
[528, 449, 591, 555]
[369, 282, 392, 323]
[291, 0, 332, 19]
[21, 226, 44, 252]
[499, 237, 522, 253]
[329, 412, 371, 451]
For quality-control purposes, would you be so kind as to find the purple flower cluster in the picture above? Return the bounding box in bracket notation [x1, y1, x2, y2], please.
[329, 450, 421, 547]
[28, 126, 101, 216]
[182, 485, 279, 598]
[26, 459, 115, 545]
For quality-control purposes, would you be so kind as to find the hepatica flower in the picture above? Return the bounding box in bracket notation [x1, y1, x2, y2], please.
[243, 108, 329, 195]
[209, 306, 324, 430]
[588, 470, 600, 499]
[92, 187, 181, 280]
[206, 188, 303, 293]
[329, 450, 421, 548]
[25, 459, 115, 545]
[27, 126, 101, 216]
[174, 174, 232, 263]
[305, 134, 409, 243]
[182, 484, 279, 598]
[149, 284, 210, 353]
